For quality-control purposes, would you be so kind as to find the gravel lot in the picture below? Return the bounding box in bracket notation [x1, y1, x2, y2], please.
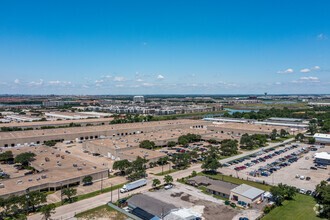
[145, 183, 261, 220]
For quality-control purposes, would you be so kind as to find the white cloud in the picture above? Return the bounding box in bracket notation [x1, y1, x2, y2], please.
[95, 79, 104, 83]
[82, 85, 89, 89]
[101, 75, 112, 78]
[317, 34, 327, 40]
[14, 79, 19, 84]
[300, 66, 321, 73]
[157, 74, 164, 79]
[48, 80, 72, 85]
[115, 84, 124, 87]
[136, 79, 143, 82]
[113, 77, 126, 82]
[277, 68, 294, 74]
[142, 83, 153, 86]
[300, 68, 310, 73]
[29, 79, 44, 86]
[300, 76, 319, 80]
[275, 82, 281, 85]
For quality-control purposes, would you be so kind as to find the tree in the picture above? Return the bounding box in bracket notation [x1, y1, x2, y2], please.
[201, 156, 222, 172]
[61, 187, 77, 203]
[308, 120, 318, 135]
[82, 175, 93, 184]
[157, 156, 169, 165]
[172, 153, 189, 168]
[315, 181, 330, 218]
[152, 178, 161, 188]
[139, 140, 155, 149]
[44, 141, 56, 147]
[280, 129, 288, 138]
[167, 141, 176, 147]
[308, 137, 315, 144]
[208, 139, 217, 144]
[178, 136, 189, 146]
[40, 203, 56, 220]
[164, 175, 173, 185]
[270, 185, 285, 206]
[113, 159, 131, 175]
[220, 139, 238, 155]
[14, 152, 36, 166]
[295, 133, 305, 142]
[270, 129, 277, 140]
[191, 171, 197, 177]
[25, 191, 47, 212]
[0, 151, 13, 162]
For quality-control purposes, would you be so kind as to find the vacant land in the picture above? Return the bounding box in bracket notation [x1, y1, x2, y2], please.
[262, 194, 322, 220]
[199, 172, 271, 191]
[75, 204, 128, 220]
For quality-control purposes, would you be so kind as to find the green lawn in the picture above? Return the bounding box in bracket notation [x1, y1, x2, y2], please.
[262, 194, 322, 220]
[75, 204, 128, 219]
[199, 172, 271, 191]
[54, 182, 127, 207]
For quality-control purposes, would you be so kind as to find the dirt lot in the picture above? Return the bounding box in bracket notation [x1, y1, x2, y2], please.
[145, 183, 261, 220]
[221, 143, 329, 191]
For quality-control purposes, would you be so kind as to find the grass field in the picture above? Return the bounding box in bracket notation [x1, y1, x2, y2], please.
[262, 194, 322, 220]
[75, 204, 128, 219]
[199, 172, 271, 191]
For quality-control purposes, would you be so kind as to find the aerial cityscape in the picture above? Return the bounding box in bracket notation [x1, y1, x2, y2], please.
[0, 1, 329, 220]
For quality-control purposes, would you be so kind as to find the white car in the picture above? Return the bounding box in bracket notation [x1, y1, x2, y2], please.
[164, 184, 173, 190]
[295, 174, 300, 178]
[300, 176, 305, 180]
[299, 189, 305, 194]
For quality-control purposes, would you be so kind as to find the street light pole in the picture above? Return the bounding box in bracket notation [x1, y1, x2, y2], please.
[111, 184, 113, 203]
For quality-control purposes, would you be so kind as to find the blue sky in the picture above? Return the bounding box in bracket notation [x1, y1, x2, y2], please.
[0, 0, 329, 94]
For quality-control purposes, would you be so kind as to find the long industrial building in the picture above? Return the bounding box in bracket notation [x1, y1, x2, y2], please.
[0, 120, 210, 148]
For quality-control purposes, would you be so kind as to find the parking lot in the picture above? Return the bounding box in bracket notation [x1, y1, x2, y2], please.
[144, 183, 261, 220]
[221, 143, 329, 191]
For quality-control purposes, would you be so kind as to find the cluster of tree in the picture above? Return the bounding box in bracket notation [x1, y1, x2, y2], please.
[14, 152, 36, 167]
[113, 156, 149, 180]
[1, 127, 23, 132]
[110, 114, 178, 124]
[172, 150, 199, 168]
[166, 141, 176, 147]
[201, 145, 222, 172]
[178, 133, 201, 145]
[294, 133, 315, 144]
[223, 106, 330, 121]
[220, 139, 238, 155]
[270, 183, 296, 206]
[240, 133, 268, 150]
[148, 156, 169, 168]
[0, 191, 51, 219]
[139, 140, 155, 149]
[61, 187, 77, 203]
[315, 181, 330, 218]
[152, 175, 173, 189]
[207, 139, 217, 144]
[45, 140, 57, 147]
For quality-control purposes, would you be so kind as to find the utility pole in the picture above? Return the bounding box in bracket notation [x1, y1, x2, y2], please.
[60, 182, 63, 205]
[111, 183, 113, 203]
[118, 188, 120, 200]
[101, 173, 103, 193]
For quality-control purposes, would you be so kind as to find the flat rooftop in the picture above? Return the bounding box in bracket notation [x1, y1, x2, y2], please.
[209, 122, 287, 132]
[0, 119, 208, 140]
[119, 148, 167, 160]
[0, 146, 107, 197]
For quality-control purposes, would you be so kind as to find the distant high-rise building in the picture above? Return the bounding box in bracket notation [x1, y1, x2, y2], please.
[133, 96, 145, 103]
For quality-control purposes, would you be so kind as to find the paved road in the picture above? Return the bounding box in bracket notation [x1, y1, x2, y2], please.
[28, 138, 293, 220]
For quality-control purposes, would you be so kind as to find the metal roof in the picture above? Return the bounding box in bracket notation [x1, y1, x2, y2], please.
[230, 184, 264, 200]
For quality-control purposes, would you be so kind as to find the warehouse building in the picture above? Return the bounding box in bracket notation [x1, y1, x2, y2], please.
[313, 133, 330, 145]
[230, 184, 265, 206]
[314, 152, 330, 165]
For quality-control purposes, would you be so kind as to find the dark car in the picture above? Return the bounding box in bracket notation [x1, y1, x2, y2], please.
[306, 177, 311, 181]
[306, 190, 312, 195]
